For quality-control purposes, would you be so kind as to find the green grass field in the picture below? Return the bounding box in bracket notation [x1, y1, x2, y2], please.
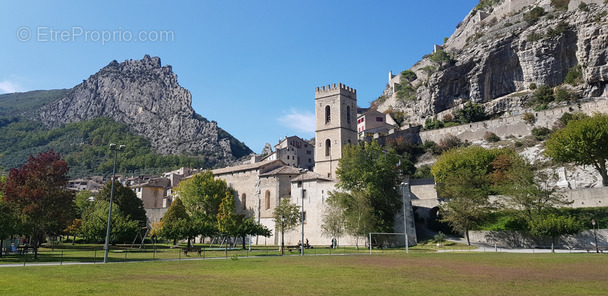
[1, 252, 607, 295]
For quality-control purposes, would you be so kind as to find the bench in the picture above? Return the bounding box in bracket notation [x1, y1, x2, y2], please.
[182, 247, 202, 256]
[286, 245, 301, 253]
[366, 243, 384, 250]
[584, 246, 605, 253]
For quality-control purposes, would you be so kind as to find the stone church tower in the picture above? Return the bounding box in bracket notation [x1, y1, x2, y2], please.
[314, 83, 357, 178]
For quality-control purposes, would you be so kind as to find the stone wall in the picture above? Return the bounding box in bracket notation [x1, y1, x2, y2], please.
[419, 98, 608, 144]
[468, 229, 608, 249]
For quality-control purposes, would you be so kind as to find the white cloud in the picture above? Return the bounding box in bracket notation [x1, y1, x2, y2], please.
[0, 80, 22, 94]
[277, 109, 315, 134]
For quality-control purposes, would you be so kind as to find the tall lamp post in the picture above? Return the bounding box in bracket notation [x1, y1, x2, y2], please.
[300, 169, 306, 256]
[103, 143, 125, 263]
[401, 180, 410, 254]
[281, 215, 285, 255]
[592, 219, 599, 253]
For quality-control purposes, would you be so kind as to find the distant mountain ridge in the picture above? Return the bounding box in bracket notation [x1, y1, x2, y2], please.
[0, 55, 251, 175]
[35, 55, 250, 158]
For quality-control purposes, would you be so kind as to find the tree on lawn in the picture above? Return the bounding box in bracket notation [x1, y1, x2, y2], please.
[217, 191, 239, 247]
[529, 214, 583, 252]
[321, 196, 345, 246]
[491, 153, 572, 225]
[80, 200, 139, 244]
[545, 113, 608, 186]
[175, 171, 229, 225]
[63, 219, 82, 245]
[336, 141, 402, 232]
[0, 200, 19, 258]
[234, 216, 271, 249]
[159, 198, 191, 246]
[272, 198, 301, 250]
[2, 150, 76, 259]
[97, 181, 147, 227]
[432, 146, 510, 245]
[327, 190, 375, 249]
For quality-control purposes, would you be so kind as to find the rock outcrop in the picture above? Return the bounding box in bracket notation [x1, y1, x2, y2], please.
[377, 0, 608, 123]
[37, 55, 250, 159]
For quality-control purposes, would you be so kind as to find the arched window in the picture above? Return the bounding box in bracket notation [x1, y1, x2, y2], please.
[347, 106, 351, 124]
[325, 139, 331, 157]
[265, 190, 271, 210]
[242, 193, 247, 210]
[325, 105, 331, 124]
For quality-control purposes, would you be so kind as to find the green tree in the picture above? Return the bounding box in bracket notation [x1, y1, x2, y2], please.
[454, 101, 486, 123]
[0, 200, 19, 258]
[217, 191, 239, 244]
[272, 198, 301, 231]
[545, 113, 608, 186]
[234, 216, 271, 249]
[175, 171, 230, 223]
[320, 197, 345, 244]
[97, 181, 147, 226]
[529, 214, 583, 252]
[336, 141, 402, 232]
[328, 190, 375, 249]
[492, 154, 572, 224]
[74, 190, 94, 218]
[2, 150, 76, 258]
[432, 146, 511, 244]
[159, 198, 191, 245]
[80, 200, 139, 244]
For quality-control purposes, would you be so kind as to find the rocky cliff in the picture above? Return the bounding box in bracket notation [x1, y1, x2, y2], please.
[36, 55, 251, 159]
[377, 0, 608, 123]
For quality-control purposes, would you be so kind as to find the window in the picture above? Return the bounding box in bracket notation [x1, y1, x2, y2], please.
[325, 139, 331, 157]
[308, 158, 311, 163]
[347, 106, 351, 123]
[265, 190, 270, 210]
[306, 150, 311, 155]
[376, 117, 383, 122]
[325, 105, 331, 124]
[242, 193, 247, 210]
[297, 181, 302, 188]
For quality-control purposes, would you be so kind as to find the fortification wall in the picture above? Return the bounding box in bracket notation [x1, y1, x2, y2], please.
[419, 98, 608, 143]
[468, 229, 608, 249]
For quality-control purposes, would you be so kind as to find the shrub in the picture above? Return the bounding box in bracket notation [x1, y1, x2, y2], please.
[433, 232, 447, 245]
[532, 127, 552, 140]
[442, 114, 454, 123]
[529, 83, 537, 90]
[396, 85, 416, 103]
[424, 117, 444, 130]
[579, 2, 590, 12]
[514, 141, 524, 148]
[400, 70, 417, 82]
[546, 21, 569, 38]
[551, 0, 570, 10]
[523, 112, 535, 124]
[527, 31, 543, 42]
[413, 164, 433, 179]
[454, 101, 486, 123]
[484, 132, 501, 142]
[438, 134, 463, 152]
[524, 7, 546, 23]
[564, 64, 583, 85]
[429, 50, 454, 68]
[532, 85, 555, 105]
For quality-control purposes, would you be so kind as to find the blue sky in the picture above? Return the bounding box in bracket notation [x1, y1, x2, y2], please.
[1, 0, 478, 153]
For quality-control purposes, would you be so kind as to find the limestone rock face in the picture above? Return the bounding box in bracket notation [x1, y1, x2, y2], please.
[37, 55, 248, 160]
[378, 0, 608, 123]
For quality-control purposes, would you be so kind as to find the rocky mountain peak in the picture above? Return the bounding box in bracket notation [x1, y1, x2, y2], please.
[36, 55, 250, 161]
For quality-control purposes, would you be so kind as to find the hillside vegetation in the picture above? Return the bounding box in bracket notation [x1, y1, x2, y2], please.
[0, 116, 208, 178]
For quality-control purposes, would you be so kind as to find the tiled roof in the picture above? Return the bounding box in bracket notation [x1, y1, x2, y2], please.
[212, 159, 285, 175]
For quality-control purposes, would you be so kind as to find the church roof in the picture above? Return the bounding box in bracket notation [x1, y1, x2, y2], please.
[259, 165, 303, 177]
[290, 171, 333, 182]
[211, 159, 285, 175]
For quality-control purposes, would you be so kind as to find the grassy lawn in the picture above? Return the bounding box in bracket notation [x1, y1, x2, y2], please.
[1, 252, 607, 295]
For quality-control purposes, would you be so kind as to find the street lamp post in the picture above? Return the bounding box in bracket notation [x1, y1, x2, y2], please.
[592, 219, 599, 253]
[300, 169, 306, 256]
[103, 143, 125, 263]
[401, 180, 410, 254]
[281, 215, 285, 255]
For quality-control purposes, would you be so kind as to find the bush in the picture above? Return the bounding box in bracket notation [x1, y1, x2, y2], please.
[438, 134, 463, 152]
[532, 85, 555, 105]
[424, 117, 444, 130]
[564, 64, 583, 85]
[484, 132, 501, 143]
[527, 31, 543, 42]
[524, 7, 546, 23]
[514, 141, 524, 148]
[532, 127, 552, 140]
[551, 0, 570, 10]
[523, 112, 535, 124]
[454, 101, 486, 123]
[546, 21, 569, 39]
[529, 83, 537, 90]
[413, 164, 433, 179]
[579, 2, 590, 12]
[400, 70, 417, 82]
[429, 50, 454, 68]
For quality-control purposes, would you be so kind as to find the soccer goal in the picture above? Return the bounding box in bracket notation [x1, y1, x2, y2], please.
[368, 232, 415, 254]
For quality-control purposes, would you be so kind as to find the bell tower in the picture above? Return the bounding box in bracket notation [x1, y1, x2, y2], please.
[314, 83, 357, 179]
